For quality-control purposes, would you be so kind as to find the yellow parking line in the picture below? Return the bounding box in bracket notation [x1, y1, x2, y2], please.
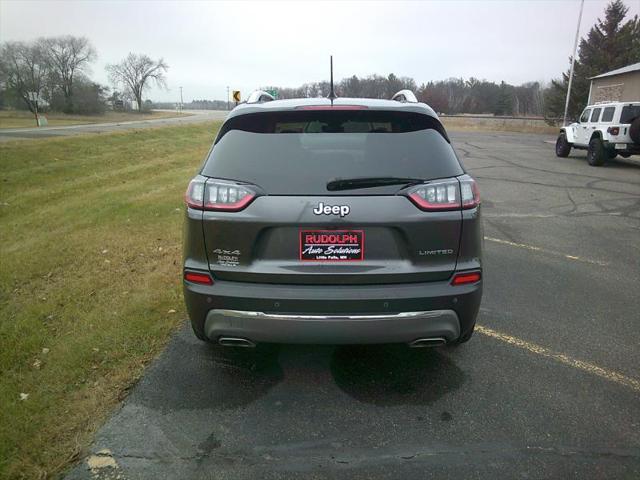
[484, 236, 608, 266]
[476, 324, 640, 393]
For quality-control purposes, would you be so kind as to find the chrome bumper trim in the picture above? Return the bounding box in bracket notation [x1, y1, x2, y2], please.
[212, 309, 450, 321]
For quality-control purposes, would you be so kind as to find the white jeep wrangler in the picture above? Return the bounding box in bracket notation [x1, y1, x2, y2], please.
[555, 102, 640, 166]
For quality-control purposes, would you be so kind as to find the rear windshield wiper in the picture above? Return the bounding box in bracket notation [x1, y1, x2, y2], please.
[326, 176, 424, 191]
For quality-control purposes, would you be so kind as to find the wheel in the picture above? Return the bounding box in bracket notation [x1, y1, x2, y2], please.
[587, 137, 606, 166]
[555, 133, 571, 157]
[450, 323, 475, 345]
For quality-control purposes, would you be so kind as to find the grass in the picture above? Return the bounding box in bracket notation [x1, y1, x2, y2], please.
[0, 110, 190, 129]
[0, 121, 221, 479]
[441, 116, 559, 135]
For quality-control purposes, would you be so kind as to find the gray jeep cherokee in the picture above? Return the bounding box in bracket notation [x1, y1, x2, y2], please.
[183, 92, 482, 348]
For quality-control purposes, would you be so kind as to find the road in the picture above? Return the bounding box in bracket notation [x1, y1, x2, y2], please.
[0, 109, 228, 142]
[66, 131, 640, 480]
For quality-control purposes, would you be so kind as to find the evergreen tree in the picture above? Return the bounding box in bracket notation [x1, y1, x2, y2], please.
[545, 0, 640, 120]
[494, 81, 513, 116]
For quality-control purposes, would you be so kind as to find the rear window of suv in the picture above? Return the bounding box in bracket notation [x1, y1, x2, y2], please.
[202, 111, 464, 195]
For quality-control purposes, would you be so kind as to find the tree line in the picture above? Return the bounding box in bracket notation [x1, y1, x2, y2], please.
[264, 75, 546, 117]
[0, 36, 168, 116]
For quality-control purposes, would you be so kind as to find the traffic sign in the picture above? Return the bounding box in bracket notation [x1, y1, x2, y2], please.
[232, 90, 241, 102]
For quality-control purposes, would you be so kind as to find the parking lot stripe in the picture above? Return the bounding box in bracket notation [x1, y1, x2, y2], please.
[484, 213, 557, 218]
[484, 236, 609, 266]
[476, 324, 640, 393]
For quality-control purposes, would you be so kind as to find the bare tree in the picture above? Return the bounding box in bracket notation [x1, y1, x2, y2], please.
[106, 53, 168, 112]
[0, 40, 50, 123]
[42, 35, 96, 113]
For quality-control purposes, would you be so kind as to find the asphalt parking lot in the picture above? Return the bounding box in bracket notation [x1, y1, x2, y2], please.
[66, 130, 640, 480]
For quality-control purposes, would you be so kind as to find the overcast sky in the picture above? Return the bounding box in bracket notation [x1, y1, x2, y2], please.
[1, 0, 638, 103]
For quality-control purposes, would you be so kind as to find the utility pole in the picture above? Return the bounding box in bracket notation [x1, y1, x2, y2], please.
[179, 86, 184, 113]
[563, 0, 585, 126]
[227, 86, 230, 111]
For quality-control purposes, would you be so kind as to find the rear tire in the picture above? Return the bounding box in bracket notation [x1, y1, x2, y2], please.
[555, 133, 571, 157]
[587, 137, 606, 166]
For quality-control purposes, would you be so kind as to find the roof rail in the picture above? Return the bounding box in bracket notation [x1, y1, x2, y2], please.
[391, 89, 418, 103]
[246, 90, 276, 104]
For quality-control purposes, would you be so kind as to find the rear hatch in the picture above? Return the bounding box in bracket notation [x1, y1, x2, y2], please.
[199, 109, 466, 285]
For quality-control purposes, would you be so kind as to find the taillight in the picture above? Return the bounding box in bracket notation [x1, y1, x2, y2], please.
[185, 178, 257, 212]
[451, 271, 481, 286]
[607, 126, 620, 136]
[459, 176, 480, 209]
[408, 179, 459, 211]
[204, 179, 256, 211]
[184, 271, 214, 285]
[406, 175, 480, 211]
[185, 178, 206, 209]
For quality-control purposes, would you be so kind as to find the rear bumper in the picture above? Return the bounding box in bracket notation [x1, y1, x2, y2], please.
[184, 276, 481, 345]
[206, 309, 460, 344]
[608, 141, 640, 154]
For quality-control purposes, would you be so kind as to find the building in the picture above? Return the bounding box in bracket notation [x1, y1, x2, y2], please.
[588, 62, 640, 104]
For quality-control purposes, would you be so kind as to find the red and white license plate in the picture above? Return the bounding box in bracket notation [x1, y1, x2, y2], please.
[299, 230, 364, 261]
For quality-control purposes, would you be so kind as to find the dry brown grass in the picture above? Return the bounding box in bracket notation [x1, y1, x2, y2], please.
[441, 116, 559, 135]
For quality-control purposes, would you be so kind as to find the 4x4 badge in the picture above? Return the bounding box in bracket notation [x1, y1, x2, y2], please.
[313, 202, 350, 217]
[212, 249, 240, 255]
